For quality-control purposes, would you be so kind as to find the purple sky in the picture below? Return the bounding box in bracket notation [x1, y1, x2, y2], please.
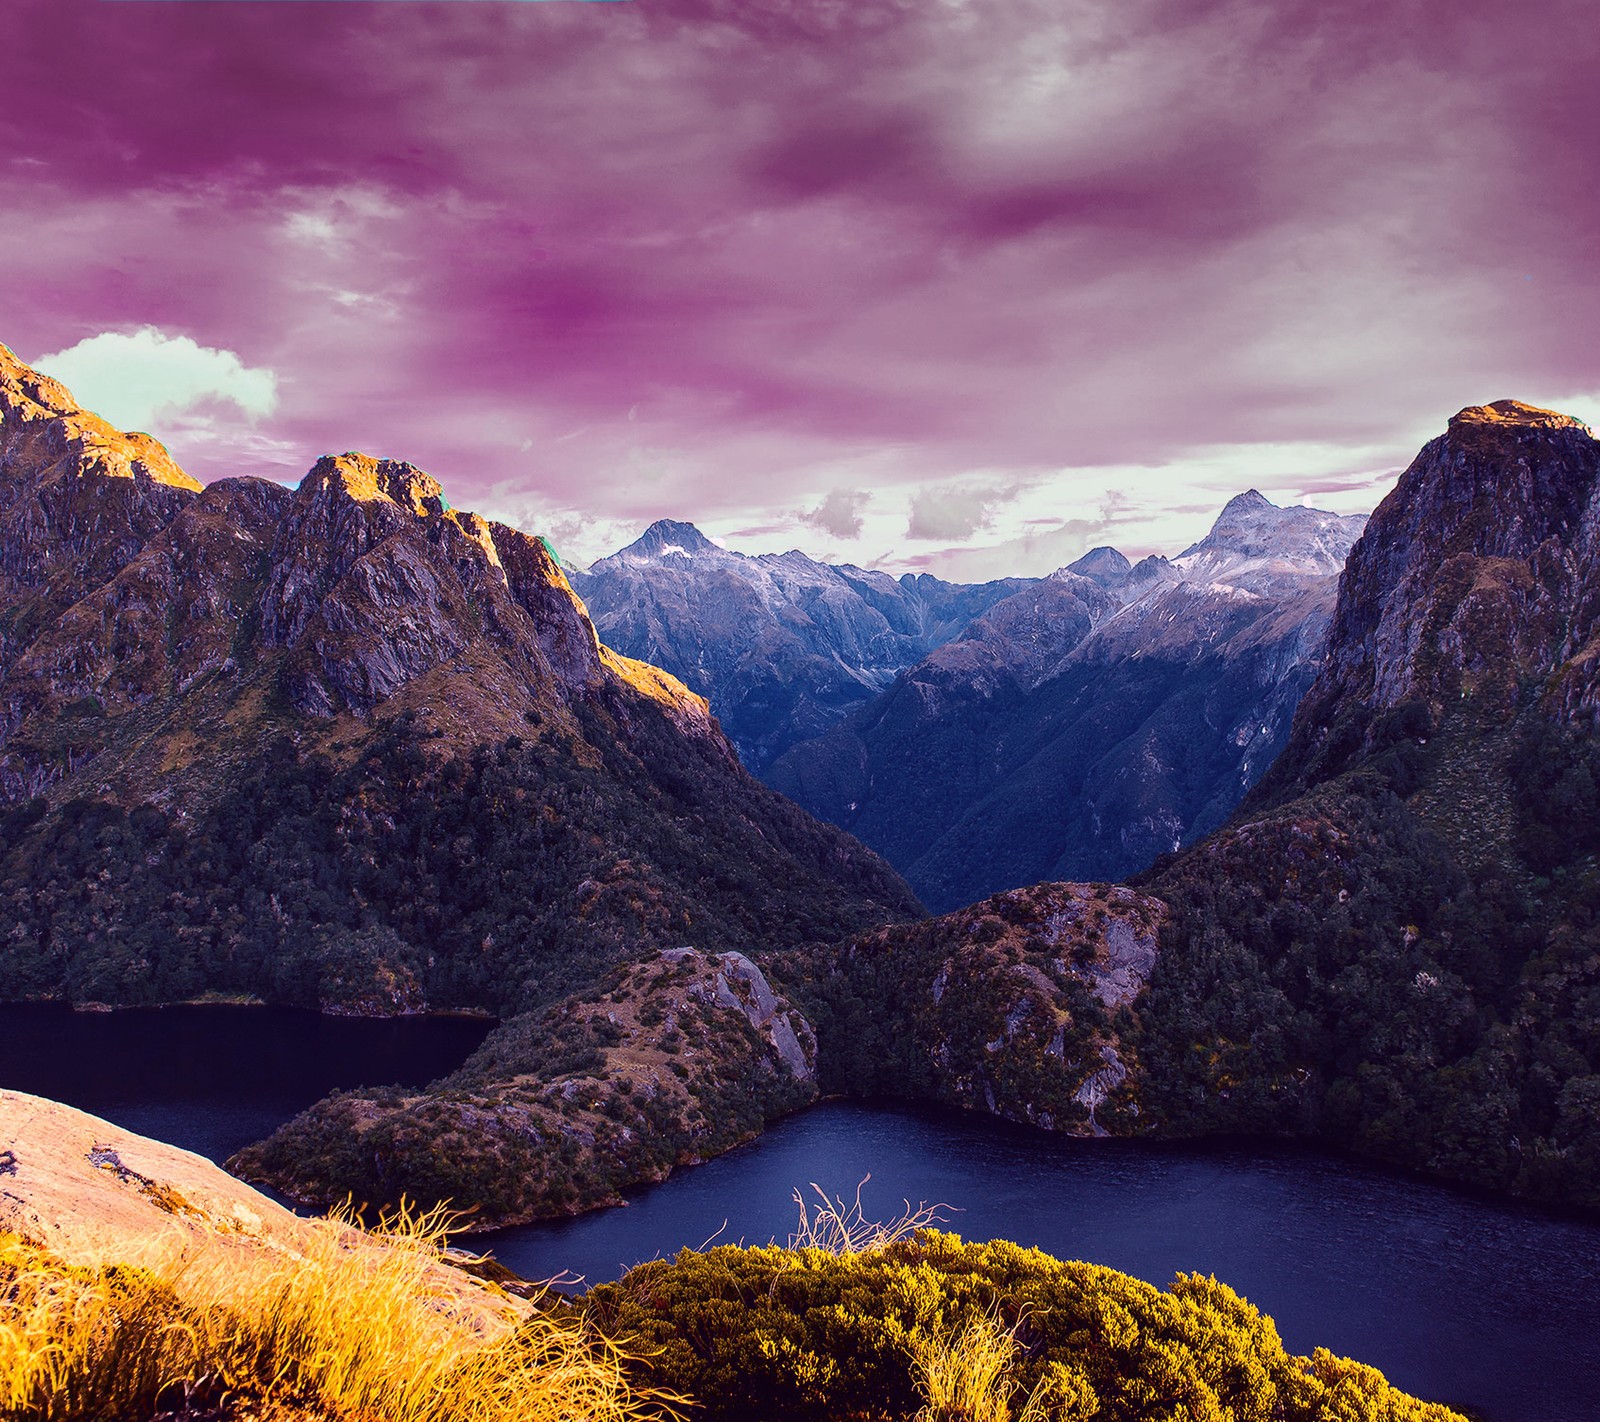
[5, 0, 1597, 578]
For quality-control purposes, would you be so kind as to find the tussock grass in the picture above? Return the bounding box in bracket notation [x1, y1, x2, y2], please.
[0, 1204, 679, 1422]
[787, 1174, 945, 1255]
[910, 1309, 1019, 1422]
[909, 1308, 1061, 1422]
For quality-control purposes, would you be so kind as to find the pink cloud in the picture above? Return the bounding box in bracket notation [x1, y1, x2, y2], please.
[0, 0, 1595, 571]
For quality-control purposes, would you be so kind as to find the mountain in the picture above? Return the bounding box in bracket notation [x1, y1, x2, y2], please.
[570, 522, 1033, 770]
[1174, 488, 1365, 592]
[1133, 400, 1600, 1206]
[766, 494, 1364, 910]
[0, 343, 919, 1014]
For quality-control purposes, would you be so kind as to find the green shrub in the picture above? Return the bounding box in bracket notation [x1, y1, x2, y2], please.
[577, 1232, 1465, 1422]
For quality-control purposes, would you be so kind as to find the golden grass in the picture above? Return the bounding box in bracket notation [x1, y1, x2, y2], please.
[909, 1308, 1059, 1422]
[910, 1310, 1017, 1422]
[0, 1204, 680, 1422]
[786, 1175, 946, 1256]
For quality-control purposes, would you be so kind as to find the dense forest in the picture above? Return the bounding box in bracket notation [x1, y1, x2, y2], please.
[0, 703, 918, 1014]
[1130, 707, 1600, 1206]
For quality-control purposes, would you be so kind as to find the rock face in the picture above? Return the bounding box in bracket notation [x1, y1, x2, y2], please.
[0, 1088, 316, 1269]
[1135, 402, 1600, 1209]
[570, 521, 1033, 770]
[767, 494, 1363, 910]
[232, 947, 821, 1228]
[771, 881, 1167, 1137]
[1258, 400, 1600, 794]
[0, 342, 919, 1012]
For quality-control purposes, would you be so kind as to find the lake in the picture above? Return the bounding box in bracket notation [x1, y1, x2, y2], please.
[0, 1001, 494, 1162]
[3, 1004, 1596, 1422]
[484, 1101, 1600, 1422]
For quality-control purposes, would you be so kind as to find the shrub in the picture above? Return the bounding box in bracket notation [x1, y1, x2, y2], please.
[578, 1230, 1467, 1422]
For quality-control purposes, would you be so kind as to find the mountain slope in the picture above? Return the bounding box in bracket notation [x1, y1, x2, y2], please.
[0, 343, 919, 1014]
[768, 497, 1362, 910]
[571, 521, 1032, 770]
[1134, 401, 1600, 1206]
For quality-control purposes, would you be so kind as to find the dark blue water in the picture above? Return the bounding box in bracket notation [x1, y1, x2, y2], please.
[485, 1100, 1600, 1422]
[0, 1002, 494, 1162]
[4, 1007, 1597, 1422]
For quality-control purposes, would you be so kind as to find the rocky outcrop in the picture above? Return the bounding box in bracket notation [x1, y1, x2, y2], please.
[0, 345, 199, 617]
[256, 453, 634, 724]
[232, 947, 821, 1228]
[1258, 401, 1600, 797]
[694, 948, 815, 1080]
[768, 495, 1360, 910]
[1, 1088, 315, 1268]
[0, 345, 203, 772]
[774, 881, 1166, 1137]
[0, 1089, 520, 1329]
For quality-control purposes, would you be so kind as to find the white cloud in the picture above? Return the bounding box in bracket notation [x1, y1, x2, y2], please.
[907, 482, 1020, 541]
[803, 488, 871, 539]
[32, 327, 278, 434]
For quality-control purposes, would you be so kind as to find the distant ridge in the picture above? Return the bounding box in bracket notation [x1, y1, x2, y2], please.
[572, 529, 1033, 769]
[766, 489, 1365, 908]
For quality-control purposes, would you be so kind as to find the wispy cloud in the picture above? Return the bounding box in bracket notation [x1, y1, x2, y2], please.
[1, 0, 1595, 572]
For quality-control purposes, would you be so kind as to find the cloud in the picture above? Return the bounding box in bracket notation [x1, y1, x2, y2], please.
[32, 328, 277, 434]
[907, 483, 1016, 541]
[803, 488, 870, 539]
[1, 0, 1596, 573]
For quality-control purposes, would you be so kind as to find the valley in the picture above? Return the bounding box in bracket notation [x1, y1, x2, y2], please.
[5, 347, 1600, 1422]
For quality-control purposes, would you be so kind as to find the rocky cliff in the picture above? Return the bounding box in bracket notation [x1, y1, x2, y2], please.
[1133, 401, 1600, 1208]
[0, 342, 919, 1013]
[1255, 400, 1600, 797]
[767, 495, 1361, 910]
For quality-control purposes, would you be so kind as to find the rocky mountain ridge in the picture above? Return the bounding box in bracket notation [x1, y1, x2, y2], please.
[0, 342, 918, 1015]
[570, 519, 1034, 769]
[1173, 488, 1365, 592]
[1257, 399, 1600, 796]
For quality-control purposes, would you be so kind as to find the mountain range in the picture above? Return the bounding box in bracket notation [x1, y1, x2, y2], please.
[569, 521, 1031, 771]
[579, 493, 1365, 910]
[5, 335, 1600, 1219]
